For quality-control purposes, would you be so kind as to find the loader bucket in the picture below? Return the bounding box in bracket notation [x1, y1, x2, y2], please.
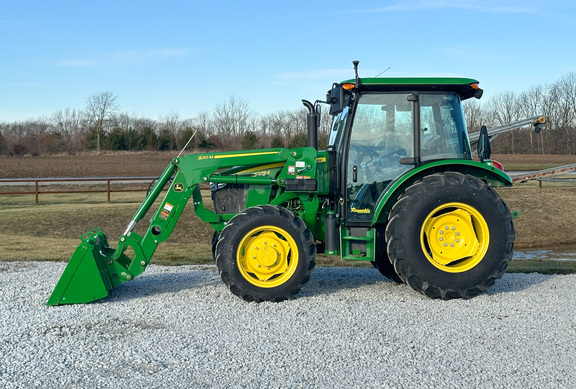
[47, 228, 130, 306]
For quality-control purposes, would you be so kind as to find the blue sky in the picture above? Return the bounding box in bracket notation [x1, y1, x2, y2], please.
[1, 0, 575, 122]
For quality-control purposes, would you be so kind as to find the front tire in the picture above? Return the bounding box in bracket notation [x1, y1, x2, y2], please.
[215, 205, 316, 302]
[211, 231, 219, 261]
[386, 172, 515, 299]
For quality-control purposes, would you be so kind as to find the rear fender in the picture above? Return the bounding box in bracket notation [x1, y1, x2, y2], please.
[372, 160, 512, 225]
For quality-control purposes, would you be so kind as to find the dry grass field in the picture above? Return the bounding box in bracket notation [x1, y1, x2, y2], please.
[1, 152, 576, 272]
[2, 151, 575, 178]
[0, 151, 173, 178]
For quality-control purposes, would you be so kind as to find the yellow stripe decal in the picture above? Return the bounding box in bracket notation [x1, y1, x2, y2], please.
[214, 151, 279, 159]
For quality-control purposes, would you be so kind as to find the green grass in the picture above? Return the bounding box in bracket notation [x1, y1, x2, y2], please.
[0, 192, 215, 265]
[1, 191, 575, 274]
[506, 259, 576, 275]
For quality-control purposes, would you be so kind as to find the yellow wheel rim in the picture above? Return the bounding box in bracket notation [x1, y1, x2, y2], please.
[237, 225, 299, 288]
[421, 202, 489, 273]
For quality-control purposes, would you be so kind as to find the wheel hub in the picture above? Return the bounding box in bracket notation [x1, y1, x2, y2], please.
[239, 230, 293, 283]
[421, 203, 489, 273]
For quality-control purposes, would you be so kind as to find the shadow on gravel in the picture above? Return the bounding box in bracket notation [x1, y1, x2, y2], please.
[94, 267, 223, 304]
[304, 268, 557, 300]
[485, 272, 557, 296]
[299, 267, 403, 299]
[89, 266, 395, 304]
[71, 266, 559, 305]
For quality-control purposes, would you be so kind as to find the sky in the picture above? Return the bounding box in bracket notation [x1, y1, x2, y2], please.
[1, 0, 575, 122]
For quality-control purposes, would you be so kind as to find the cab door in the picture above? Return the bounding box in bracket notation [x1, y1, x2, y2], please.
[345, 93, 414, 224]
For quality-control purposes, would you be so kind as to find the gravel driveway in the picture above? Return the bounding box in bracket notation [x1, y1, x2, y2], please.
[1, 261, 575, 388]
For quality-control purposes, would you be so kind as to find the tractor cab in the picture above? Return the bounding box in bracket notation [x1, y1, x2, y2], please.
[327, 77, 483, 226]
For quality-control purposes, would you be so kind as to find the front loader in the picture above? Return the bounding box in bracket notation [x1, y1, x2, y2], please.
[49, 61, 534, 305]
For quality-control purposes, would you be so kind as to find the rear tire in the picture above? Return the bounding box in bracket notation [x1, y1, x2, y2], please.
[386, 172, 515, 299]
[372, 252, 403, 283]
[215, 205, 316, 302]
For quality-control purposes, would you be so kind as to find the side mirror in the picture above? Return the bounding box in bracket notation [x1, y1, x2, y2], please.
[477, 125, 492, 161]
[533, 116, 545, 133]
[327, 84, 347, 115]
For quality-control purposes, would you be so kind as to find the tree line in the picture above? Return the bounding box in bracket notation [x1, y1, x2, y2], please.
[1, 72, 575, 156]
[464, 72, 576, 155]
[0, 93, 332, 157]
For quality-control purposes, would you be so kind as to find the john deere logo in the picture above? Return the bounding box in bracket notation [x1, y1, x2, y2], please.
[173, 183, 184, 192]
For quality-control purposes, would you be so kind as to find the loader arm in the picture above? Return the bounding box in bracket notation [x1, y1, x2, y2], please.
[47, 147, 318, 305]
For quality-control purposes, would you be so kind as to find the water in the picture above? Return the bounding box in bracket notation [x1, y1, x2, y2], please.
[514, 246, 576, 261]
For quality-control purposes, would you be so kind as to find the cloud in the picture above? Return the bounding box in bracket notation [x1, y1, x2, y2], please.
[358, 0, 539, 15]
[353, 0, 576, 27]
[58, 48, 188, 67]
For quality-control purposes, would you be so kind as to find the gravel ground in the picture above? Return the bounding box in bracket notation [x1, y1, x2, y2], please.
[1, 262, 575, 389]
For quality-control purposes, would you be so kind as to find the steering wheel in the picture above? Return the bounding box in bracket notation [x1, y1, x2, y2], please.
[350, 144, 380, 165]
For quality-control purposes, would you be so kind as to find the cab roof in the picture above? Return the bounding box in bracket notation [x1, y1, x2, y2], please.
[340, 77, 482, 100]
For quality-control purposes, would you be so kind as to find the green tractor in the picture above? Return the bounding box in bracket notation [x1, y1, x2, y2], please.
[48, 61, 518, 305]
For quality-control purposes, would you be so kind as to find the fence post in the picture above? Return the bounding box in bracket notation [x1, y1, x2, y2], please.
[35, 181, 39, 205]
[107, 179, 111, 202]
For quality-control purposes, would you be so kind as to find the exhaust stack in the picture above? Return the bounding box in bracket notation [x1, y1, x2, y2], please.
[302, 99, 318, 150]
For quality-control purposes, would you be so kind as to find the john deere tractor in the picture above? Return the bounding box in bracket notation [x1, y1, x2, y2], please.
[48, 61, 517, 305]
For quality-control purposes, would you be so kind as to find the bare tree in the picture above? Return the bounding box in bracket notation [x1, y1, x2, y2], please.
[160, 112, 184, 148]
[84, 91, 119, 153]
[213, 96, 253, 147]
[51, 108, 85, 153]
[112, 112, 135, 131]
[463, 99, 485, 134]
[518, 85, 546, 153]
[555, 72, 576, 154]
[486, 91, 521, 153]
[194, 111, 213, 135]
